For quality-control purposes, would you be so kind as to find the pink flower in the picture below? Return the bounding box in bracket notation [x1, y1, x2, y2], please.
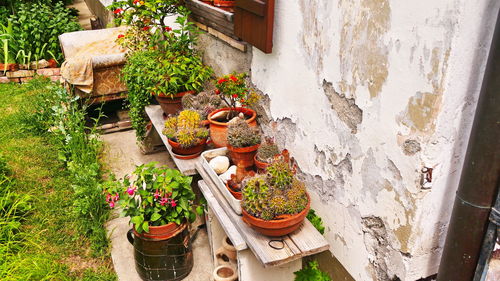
[154, 190, 161, 200]
[160, 197, 168, 206]
[113, 193, 120, 201]
[109, 201, 115, 208]
[170, 200, 177, 207]
[127, 186, 136, 196]
[106, 193, 111, 202]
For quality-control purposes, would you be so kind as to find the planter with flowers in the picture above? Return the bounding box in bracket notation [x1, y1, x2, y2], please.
[111, 4, 213, 141]
[103, 162, 202, 280]
[163, 109, 209, 159]
[241, 152, 310, 236]
[207, 73, 260, 147]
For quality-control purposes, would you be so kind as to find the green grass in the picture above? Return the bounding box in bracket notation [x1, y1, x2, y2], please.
[0, 79, 116, 280]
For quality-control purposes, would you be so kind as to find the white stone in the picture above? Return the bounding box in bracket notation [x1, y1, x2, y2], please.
[209, 156, 230, 174]
[219, 165, 236, 183]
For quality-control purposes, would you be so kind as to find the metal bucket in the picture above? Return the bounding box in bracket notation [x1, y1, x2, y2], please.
[127, 223, 194, 281]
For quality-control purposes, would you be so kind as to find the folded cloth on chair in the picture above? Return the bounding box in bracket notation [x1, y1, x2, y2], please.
[60, 27, 127, 94]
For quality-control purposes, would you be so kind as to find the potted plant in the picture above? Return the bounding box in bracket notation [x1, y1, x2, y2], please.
[254, 138, 280, 172]
[163, 109, 209, 159]
[182, 91, 222, 124]
[207, 72, 260, 147]
[117, 7, 213, 141]
[241, 153, 310, 236]
[213, 0, 235, 8]
[103, 162, 201, 280]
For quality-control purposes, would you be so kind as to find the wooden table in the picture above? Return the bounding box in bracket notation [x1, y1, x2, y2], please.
[145, 104, 330, 279]
[145, 105, 199, 176]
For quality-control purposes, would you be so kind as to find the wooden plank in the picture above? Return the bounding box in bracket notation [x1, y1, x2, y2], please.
[234, 0, 275, 53]
[288, 220, 330, 258]
[145, 105, 199, 176]
[198, 180, 247, 251]
[185, 0, 234, 21]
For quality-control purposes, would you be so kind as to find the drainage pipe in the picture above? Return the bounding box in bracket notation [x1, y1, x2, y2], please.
[436, 9, 500, 281]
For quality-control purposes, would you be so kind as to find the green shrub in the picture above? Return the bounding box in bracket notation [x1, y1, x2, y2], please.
[294, 260, 331, 281]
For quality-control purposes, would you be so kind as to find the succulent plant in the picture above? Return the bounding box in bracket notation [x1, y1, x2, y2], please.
[182, 91, 222, 119]
[266, 158, 294, 189]
[227, 118, 261, 148]
[163, 110, 209, 148]
[256, 138, 280, 163]
[241, 156, 308, 220]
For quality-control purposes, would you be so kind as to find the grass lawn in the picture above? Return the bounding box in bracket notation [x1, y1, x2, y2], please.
[0, 80, 116, 280]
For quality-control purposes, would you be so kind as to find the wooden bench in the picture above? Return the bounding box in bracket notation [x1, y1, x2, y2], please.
[145, 104, 330, 280]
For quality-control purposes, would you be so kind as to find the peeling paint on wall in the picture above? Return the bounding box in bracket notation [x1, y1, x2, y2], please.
[339, 0, 391, 98]
[322, 80, 363, 133]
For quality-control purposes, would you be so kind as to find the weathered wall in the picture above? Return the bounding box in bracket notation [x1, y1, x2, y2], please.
[248, 0, 499, 280]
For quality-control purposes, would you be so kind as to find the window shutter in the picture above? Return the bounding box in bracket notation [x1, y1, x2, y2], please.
[234, 0, 275, 54]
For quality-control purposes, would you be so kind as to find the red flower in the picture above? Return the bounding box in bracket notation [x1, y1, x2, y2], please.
[171, 200, 177, 207]
[165, 26, 172, 32]
[142, 26, 150, 31]
[214, 89, 220, 95]
[117, 34, 125, 39]
[232, 94, 238, 98]
[217, 78, 227, 84]
[113, 8, 123, 14]
[133, 0, 139, 4]
[230, 75, 238, 82]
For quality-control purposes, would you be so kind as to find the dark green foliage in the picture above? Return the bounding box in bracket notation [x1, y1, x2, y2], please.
[294, 261, 332, 281]
[307, 209, 325, 235]
[227, 118, 261, 148]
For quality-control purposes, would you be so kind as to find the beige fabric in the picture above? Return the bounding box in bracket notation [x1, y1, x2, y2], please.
[59, 27, 127, 94]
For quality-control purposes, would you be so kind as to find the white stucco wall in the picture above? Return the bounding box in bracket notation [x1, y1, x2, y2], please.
[250, 0, 499, 280]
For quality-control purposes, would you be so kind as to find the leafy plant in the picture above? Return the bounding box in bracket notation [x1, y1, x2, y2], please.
[307, 209, 325, 234]
[8, 2, 82, 62]
[121, 49, 212, 140]
[256, 138, 280, 163]
[102, 162, 200, 233]
[294, 261, 331, 281]
[227, 117, 261, 148]
[242, 156, 308, 220]
[163, 110, 209, 148]
[215, 72, 260, 119]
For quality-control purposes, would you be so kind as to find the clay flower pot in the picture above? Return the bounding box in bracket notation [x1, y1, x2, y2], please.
[167, 138, 207, 160]
[227, 143, 260, 169]
[207, 107, 257, 148]
[213, 0, 234, 7]
[225, 181, 242, 200]
[254, 154, 270, 172]
[241, 194, 310, 237]
[155, 91, 195, 117]
[213, 265, 237, 281]
[215, 236, 237, 263]
[131, 221, 185, 240]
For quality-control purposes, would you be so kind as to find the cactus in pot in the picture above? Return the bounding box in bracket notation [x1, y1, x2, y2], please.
[241, 154, 310, 236]
[163, 110, 209, 159]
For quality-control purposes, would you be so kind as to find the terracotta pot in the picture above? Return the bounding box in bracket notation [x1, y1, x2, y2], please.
[168, 138, 207, 159]
[254, 154, 270, 173]
[207, 107, 257, 148]
[213, 0, 234, 7]
[225, 181, 242, 200]
[155, 91, 195, 117]
[241, 194, 310, 237]
[227, 143, 259, 169]
[47, 59, 58, 68]
[132, 221, 185, 240]
[213, 265, 237, 281]
[0, 63, 18, 72]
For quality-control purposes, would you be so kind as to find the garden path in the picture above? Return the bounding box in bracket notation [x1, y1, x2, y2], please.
[102, 130, 212, 281]
[68, 0, 93, 30]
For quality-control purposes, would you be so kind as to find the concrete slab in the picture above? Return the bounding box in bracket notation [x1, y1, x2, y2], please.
[102, 130, 213, 281]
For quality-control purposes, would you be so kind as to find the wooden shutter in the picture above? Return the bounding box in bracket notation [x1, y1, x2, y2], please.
[234, 0, 275, 54]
